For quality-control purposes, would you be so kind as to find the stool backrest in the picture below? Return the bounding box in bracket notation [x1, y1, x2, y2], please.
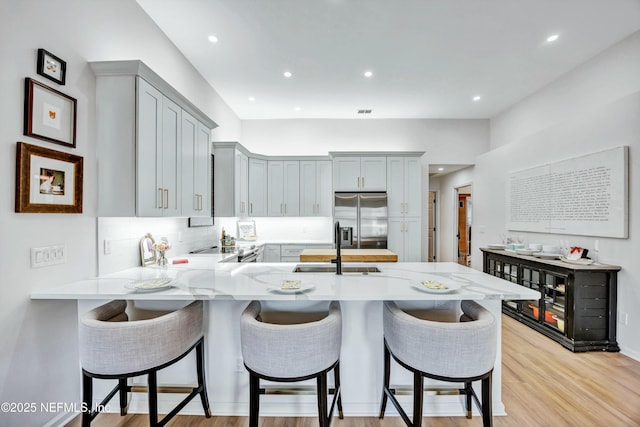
[80, 300, 203, 376]
[383, 300, 496, 378]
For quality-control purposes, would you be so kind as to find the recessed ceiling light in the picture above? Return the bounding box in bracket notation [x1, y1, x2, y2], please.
[472, 95, 481, 102]
[208, 35, 218, 43]
[283, 71, 292, 78]
[546, 34, 559, 43]
[364, 71, 373, 78]
[437, 167, 444, 172]
[248, 96, 256, 102]
[294, 106, 301, 111]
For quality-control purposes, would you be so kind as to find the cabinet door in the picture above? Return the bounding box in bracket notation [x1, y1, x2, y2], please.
[403, 218, 421, 262]
[361, 157, 387, 190]
[195, 122, 211, 216]
[136, 78, 163, 216]
[267, 161, 284, 216]
[386, 157, 405, 217]
[249, 158, 267, 216]
[181, 111, 199, 217]
[404, 157, 421, 217]
[315, 161, 332, 216]
[235, 151, 249, 215]
[161, 97, 181, 216]
[300, 160, 317, 216]
[283, 161, 300, 216]
[333, 157, 361, 191]
[263, 244, 280, 262]
[387, 218, 405, 261]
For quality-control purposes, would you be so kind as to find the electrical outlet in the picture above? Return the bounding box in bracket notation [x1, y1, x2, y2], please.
[104, 239, 112, 255]
[31, 245, 66, 268]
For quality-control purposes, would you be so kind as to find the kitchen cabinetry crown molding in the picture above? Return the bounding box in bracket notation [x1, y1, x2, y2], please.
[213, 142, 331, 161]
[330, 151, 425, 158]
[90, 60, 217, 130]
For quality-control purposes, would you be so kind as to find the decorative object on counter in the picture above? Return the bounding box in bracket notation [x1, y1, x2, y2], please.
[154, 237, 170, 266]
[220, 228, 236, 252]
[36, 48, 67, 85]
[237, 219, 257, 240]
[15, 142, 83, 213]
[139, 233, 156, 266]
[24, 77, 76, 147]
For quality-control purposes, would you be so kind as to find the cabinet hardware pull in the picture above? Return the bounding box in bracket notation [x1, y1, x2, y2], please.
[362, 177, 365, 188]
[164, 189, 169, 209]
[158, 188, 163, 209]
[357, 177, 360, 188]
[200, 195, 203, 211]
[284, 203, 287, 215]
[250, 203, 253, 214]
[280, 203, 283, 214]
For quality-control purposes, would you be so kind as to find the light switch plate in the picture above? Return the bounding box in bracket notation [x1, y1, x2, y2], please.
[31, 245, 66, 268]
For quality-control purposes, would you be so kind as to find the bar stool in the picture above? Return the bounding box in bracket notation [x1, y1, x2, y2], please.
[379, 300, 497, 427]
[79, 300, 212, 427]
[240, 300, 344, 427]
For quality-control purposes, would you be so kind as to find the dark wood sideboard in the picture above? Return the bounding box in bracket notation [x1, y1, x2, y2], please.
[481, 248, 620, 352]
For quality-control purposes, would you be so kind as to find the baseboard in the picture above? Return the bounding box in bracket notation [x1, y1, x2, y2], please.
[42, 411, 78, 427]
[619, 345, 640, 362]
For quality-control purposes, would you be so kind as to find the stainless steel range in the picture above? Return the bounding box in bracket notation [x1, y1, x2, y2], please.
[189, 245, 262, 262]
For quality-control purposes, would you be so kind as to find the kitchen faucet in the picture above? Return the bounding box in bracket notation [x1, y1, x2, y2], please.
[331, 221, 342, 275]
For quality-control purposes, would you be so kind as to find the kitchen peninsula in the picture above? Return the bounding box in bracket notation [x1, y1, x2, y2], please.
[32, 258, 538, 418]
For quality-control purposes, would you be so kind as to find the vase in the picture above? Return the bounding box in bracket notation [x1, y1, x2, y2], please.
[157, 251, 168, 266]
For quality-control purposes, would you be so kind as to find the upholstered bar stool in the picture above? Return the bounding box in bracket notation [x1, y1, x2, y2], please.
[79, 300, 212, 427]
[240, 300, 344, 427]
[379, 300, 497, 427]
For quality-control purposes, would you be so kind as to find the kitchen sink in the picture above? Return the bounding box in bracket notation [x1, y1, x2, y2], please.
[292, 264, 381, 274]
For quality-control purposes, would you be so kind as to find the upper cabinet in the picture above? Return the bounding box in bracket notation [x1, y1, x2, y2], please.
[91, 60, 217, 217]
[248, 158, 268, 216]
[268, 161, 300, 216]
[300, 160, 332, 216]
[182, 111, 211, 217]
[213, 142, 247, 217]
[333, 156, 386, 191]
[387, 157, 421, 217]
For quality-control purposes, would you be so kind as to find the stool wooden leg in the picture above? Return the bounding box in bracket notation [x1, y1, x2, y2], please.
[464, 381, 473, 418]
[82, 372, 92, 427]
[317, 372, 328, 427]
[379, 343, 391, 418]
[148, 371, 158, 427]
[333, 362, 344, 419]
[249, 372, 260, 427]
[196, 339, 212, 417]
[118, 378, 128, 416]
[481, 374, 493, 427]
[413, 371, 424, 427]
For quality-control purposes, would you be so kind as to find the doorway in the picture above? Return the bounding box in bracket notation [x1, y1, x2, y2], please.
[455, 185, 472, 266]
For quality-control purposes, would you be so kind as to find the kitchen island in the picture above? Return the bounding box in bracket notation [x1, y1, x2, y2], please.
[299, 248, 398, 262]
[32, 260, 538, 419]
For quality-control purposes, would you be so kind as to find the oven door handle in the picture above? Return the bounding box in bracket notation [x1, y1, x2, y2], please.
[239, 252, 258, 262]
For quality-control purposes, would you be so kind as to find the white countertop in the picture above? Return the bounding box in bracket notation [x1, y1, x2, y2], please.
[31, 257, 539, 302]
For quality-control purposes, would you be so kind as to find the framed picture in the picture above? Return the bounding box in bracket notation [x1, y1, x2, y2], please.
[24, 77, 77, 148]
[140, 233, 157, 266]
[37, 48, 66, 85]
[15, 142, 83, 213]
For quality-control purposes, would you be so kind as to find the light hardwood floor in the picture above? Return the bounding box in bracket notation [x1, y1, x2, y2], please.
[67, 315, 640, 427]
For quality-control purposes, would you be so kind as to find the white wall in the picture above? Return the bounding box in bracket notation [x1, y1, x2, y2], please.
[474, 30, 640, 359]
[0, 1, 239, 425]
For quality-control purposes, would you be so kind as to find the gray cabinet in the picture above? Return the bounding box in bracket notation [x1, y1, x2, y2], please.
[248, 158, 268, 216]
[213, 143, 248, 217]
[333, 156, 386, 191]
[268, 161, 300, 216]
[181, 111, 211, 217]
[482, 249, 620, 352]
[300, 160, 332, 216]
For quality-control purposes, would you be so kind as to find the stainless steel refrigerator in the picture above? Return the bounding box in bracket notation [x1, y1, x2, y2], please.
[334, 192, 388, 249]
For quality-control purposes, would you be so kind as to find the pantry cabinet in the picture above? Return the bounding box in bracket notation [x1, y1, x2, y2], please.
[482, 248, 620, 352]
[91, 60, 216, 217]
[300, 160, 332, 216]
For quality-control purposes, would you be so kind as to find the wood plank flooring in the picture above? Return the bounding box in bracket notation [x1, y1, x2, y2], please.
[66, 315, 640, 427]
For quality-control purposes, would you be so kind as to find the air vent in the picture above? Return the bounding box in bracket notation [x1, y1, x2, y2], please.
[357, 109, 372, 114]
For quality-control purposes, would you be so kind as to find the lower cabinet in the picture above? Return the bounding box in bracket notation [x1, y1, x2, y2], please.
[261, 243, 333, 263]
[263, 245, 281, 262]
[482, 249, 620, 352]
[388, 217, 421, 262]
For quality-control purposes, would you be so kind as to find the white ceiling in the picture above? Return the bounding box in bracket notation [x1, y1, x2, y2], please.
[137, 0, 640, 120]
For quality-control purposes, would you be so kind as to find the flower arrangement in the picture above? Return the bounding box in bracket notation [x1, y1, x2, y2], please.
[153, 239, 170, 266]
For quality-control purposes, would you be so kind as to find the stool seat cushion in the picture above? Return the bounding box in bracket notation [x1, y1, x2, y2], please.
[383, 300, 496, 378]
[241, 301, 342, 379]
[80, 300, 203, 376]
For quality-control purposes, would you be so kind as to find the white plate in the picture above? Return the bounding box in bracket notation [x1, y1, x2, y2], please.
[487, 244, 506, 249]
[533, 252, 563, 260]
[413, 281, 461, 294]
[125, 279, 174, 292]
[268, 283, 315, 294]
[560, 257, 594, 265]
[515, 248, 539, 255]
